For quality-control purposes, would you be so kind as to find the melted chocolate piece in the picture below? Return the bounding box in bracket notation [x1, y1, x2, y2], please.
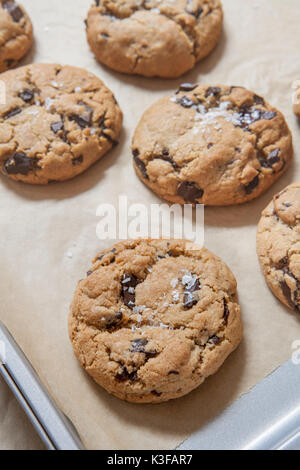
[253, 94, 265, 106]
[72, 155, 83, 166]
[183, 292, 198, 309]
[177, 83, 198, 93]
[186, 0, 203, 18]
[223, 298, 229, 324]
[262, 111, 277, 120]
[133, 151, 148, 179]
[280, 268, 299, 311]
[266, 148, 280, 166]
[3, 1, 24, 23]
[234, 106, 276, 132]
[70, 113, 91, 129]
[182, 275, 201, 309]
[4, 107, 22, 120]
[115, 367, 137, 382]
[280, 280, 296, 310]
[145, 350, 158, 359]
[276, 257, 288, 269]
[259, 148, 281, 168]
[106, 311, 123, 329]
[4, 152, 37, 175]
[98, 113, 118, 145]
[177, 96, 195, 108]
[156, 150, 178, 169]
[177, 181, 204, 203]
[70, 102, 93, 129]
[51, 121, 64, 134]
[244, 175, 259, 194]
[131, 339, 148, 353]
[18, 89, 34, 102]
[121, 273, 141, 309]
[205, 87, 221, 98]
[209, 335, 221, 345]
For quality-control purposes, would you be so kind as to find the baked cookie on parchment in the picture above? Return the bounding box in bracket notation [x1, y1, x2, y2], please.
[0, 63, 123, 184]
[132, 84, 293, 205]
[86, 0, 223, 78]
[257, 182, 300, 313]
[0, 0, 33, 72]
[69, 239, 242, 403]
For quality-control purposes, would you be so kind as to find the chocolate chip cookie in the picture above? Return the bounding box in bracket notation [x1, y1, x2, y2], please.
[69, 239, 242, 403]
[257, 182, 300, 313]
[0, 64, 123, 184]
[0, 1, 33, 72]
[132, 85, 293, 205]
[86, 0, 223, 78]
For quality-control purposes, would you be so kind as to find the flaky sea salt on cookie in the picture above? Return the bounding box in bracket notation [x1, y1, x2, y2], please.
[132, 84, 293, 205]
[0, 64, 122, 184]
[69, 239, 242, 403]
[86, 0, 223, 78]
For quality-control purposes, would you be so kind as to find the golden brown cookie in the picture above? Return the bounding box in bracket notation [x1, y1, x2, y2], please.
[0, 64, 123, 184]
[0, 0, 33, 72]
[132, 84, 293, 205]
[69, 239, 242, 403]
[257, 182, 300, 313]
[86, 0, 223, 78]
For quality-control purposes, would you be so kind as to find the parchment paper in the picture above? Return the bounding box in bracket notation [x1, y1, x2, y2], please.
[0, 0, 299, 450]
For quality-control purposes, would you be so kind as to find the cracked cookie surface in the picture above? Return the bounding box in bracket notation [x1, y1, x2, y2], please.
[0, 0, 33, 72]
[132, 84, 293, 205]
[0, 63, 123, 184]
[257, 182, 300, 313]
[86, 0, 223, 78]
[69, 239, 242, 403]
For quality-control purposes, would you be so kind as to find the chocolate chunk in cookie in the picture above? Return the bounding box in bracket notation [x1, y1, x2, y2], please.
[0, 1, 33, 72]
[3, 152, 37, 175]
[177, 182, 204, 203]
[69, 239, 242, 403]
[85, 0, 223, 78]
[132, 85, 293, 205]
[121, 273, 140, 309]
[257, 182, 300, 312]
[0, 64, 123, 184]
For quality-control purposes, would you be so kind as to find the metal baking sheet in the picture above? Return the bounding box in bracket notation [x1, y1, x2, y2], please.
[2, 314, 299, 451]
[177, 358, 300, 450]
[0, 322, 85, 450]
[0, 0, 300, 450]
